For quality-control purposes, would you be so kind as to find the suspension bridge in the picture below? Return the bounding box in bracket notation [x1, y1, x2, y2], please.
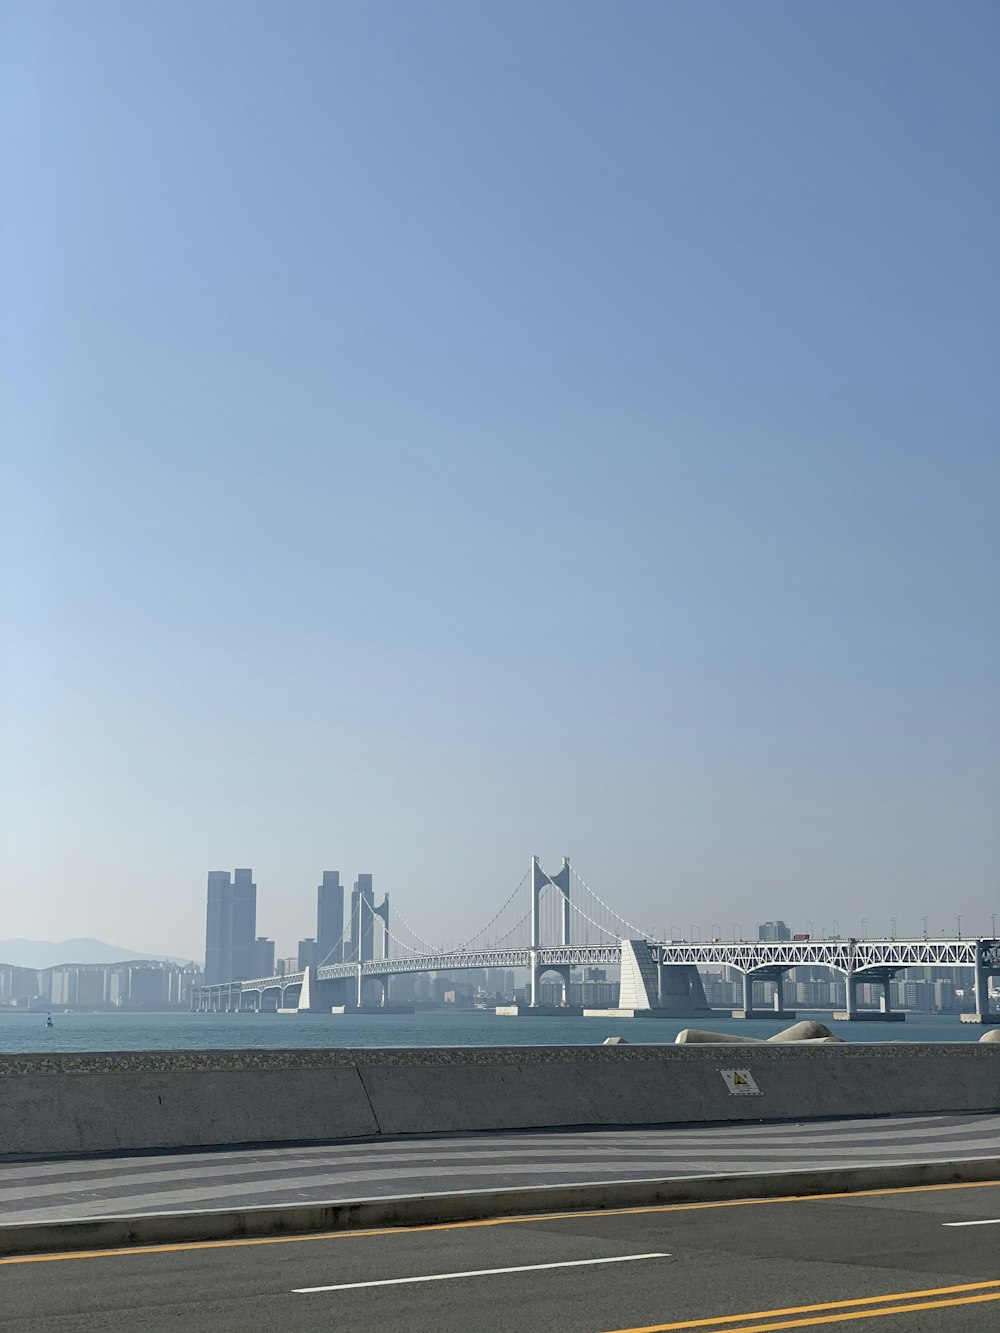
[192, 857, 1000, 1022]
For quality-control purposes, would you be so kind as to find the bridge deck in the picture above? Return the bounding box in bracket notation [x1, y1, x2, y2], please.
[194, 938, 1000, 1000]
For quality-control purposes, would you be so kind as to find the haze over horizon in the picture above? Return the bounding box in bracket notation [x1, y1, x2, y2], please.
[2, 1, 998, 962]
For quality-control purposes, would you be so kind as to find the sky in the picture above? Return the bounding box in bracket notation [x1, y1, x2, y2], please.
[2, 1, 998, 962]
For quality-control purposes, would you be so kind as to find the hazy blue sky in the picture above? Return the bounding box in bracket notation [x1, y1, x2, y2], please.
[2, 1, 998, 960]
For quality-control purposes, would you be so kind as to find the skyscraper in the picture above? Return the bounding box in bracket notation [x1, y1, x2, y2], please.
[253, 936, 275, 978]
[758, 920, 792, 942]
[348, 873, 375, 963]
[204, 871, 230, 985]
[316, 870, 344, 966]
[204, 868, 258, 983]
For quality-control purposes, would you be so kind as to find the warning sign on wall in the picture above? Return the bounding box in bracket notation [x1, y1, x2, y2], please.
[721, 1068, 761, 1096]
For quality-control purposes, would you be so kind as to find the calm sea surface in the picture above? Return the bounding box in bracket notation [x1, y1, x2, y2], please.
[0, 1009, 983, 1053]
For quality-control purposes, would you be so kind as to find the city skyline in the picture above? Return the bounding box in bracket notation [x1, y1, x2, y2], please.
[5, 863, 997, 970]
[4, 857, 996, 968]
[197, 860, 998, 984]
[4, 3, 998, 958]
[3, 859, 996, 1020]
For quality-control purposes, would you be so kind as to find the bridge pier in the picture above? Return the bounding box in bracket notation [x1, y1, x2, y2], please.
[961, 943, 1000, 1024]
[732, 969, 796, 1020]
[834, 968, 904, 1021]
[541, 965, 571, 1006]
[527, 952, 568, 1009]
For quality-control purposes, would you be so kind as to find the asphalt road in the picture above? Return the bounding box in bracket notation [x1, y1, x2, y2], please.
[5, 1112, 1000, 1222]
[3, 1180, 1000, 1333]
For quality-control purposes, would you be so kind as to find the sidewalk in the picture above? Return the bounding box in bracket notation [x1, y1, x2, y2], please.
[4, 1111, 1000, 1225]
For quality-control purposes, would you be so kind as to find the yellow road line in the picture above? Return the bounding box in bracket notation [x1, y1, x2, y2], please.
[602, 1281, 1000, 1331]
[609, 1290, 1000, 1332]
[1, 1178, 997, 1266]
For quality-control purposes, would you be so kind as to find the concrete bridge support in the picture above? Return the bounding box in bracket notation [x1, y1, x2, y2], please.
[834, 968, 904, 1021]
[649, 961, 713, 1016]
[538, 966, 572, 1006]
[733, 969, 796, 1020]
[962, 945, 1000, 1024]
[874, 975, 894, 1014]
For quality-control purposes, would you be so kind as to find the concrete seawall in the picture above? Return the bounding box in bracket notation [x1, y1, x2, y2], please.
[1, 1044, 997, 1158]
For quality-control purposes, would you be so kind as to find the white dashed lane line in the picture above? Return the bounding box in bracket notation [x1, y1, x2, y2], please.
[293, 1251, 670, 1293]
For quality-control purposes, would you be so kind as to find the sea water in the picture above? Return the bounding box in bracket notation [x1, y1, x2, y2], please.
[0, 1008, 983, 1054]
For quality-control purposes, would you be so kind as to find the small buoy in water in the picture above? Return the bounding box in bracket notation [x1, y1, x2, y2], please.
[45, 1014, 54, 1028]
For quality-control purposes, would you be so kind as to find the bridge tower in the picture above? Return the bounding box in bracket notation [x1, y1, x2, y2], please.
[529, 856, 572, 1006]
[373, 893, 390, 960]
[371, 893, 391, 1004]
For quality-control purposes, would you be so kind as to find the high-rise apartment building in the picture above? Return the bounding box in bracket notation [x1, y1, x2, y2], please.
[253, 936, 275, 978]
[317, 870, 344, 966]
[204, 868, 257, 983]
[348, 873, 375, 963]
[758, 920, 792, 941]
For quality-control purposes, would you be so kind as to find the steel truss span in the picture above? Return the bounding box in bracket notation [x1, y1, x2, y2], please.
[655, 939, 1000, 974]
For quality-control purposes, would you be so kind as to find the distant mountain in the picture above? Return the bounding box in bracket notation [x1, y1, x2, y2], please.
[0, 939, 194, 970]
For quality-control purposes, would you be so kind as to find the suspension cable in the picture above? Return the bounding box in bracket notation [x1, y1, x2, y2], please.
[387, 903, 443, 955]
[316, 921, 352, 969]
[486, 908, 532, 949]
[355, 893, 429, 958]
[570, 865, 653, 939]
[317, 863, 645, 968]
[566, 895, 622, 941]
[453, 869, 530, 950]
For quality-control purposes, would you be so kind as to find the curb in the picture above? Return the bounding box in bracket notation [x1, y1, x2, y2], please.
[2, 1155, 1000, 1258]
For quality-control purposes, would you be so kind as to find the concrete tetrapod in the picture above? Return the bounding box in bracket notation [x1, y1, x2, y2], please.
[674, 1029, 764, 1045]
[766, 1020, 839, 1042]
[675, 1020, 840, 1045]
